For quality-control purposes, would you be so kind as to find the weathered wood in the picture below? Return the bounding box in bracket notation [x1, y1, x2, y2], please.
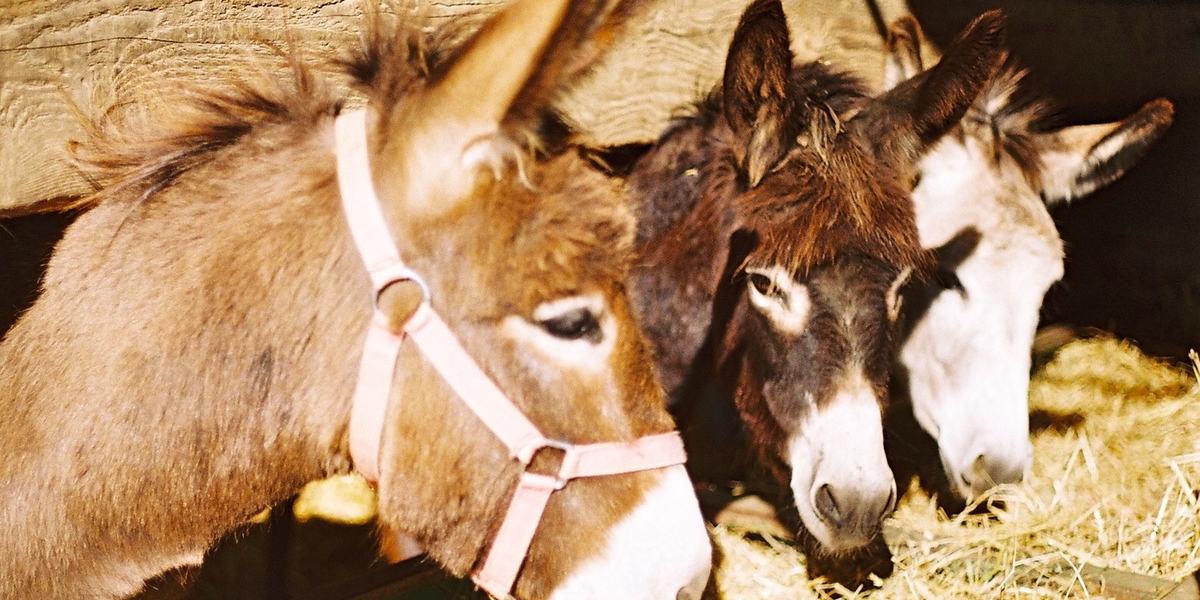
[0, 0, 908, 211]
[1081, 564, 1200, 600]
[0, 0, 363, 209]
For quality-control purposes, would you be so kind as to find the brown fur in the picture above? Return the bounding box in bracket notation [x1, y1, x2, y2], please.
[0, 3, 679, 599]
[622, 0, 1006, 589]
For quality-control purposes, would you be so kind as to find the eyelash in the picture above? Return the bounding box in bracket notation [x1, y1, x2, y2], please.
[748, 273, 786, 301]
[538, 308, 603, 343]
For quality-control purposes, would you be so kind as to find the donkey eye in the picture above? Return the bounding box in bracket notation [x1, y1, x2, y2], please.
[538, 308, 602, 343]
[744, 266, 810, 334]
[748, 272, 781, 299]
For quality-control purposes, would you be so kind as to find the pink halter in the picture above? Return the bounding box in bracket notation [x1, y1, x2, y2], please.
[334, 109, 689, 599]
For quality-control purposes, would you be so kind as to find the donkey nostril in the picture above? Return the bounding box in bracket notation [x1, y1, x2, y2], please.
[960, 468, 975, 491]
[963, 453, 1025, 494]
[676, 569, 709, 600]
[977, 453, 1025, 486]
[882, 486, 897, 517]
[814, 483, 841, 524]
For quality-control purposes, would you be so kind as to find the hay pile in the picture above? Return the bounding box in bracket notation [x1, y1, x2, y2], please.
[714, 335, 1200, 599]
[293, 335, 1200, 597]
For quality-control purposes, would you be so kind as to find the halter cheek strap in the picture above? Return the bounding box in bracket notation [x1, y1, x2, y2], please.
[334, 109, 688, 599]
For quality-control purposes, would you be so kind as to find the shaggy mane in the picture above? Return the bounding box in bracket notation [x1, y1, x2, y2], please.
[633, 61, 873, 252]
[69, 5, 479, 213]
[965, 56, 1059, 188]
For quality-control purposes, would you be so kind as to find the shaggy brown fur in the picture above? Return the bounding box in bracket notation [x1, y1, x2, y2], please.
[0, 2, 684, 599]
[623, 0, 1006, 589]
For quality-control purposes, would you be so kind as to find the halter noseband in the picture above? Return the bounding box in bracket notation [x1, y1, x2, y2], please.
[334, 109, 688, 599]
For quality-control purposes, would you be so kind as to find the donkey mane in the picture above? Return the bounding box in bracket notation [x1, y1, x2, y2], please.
[633, 62, 927, 280]
[957, 56, 1057, 189]
[69, 11, 487, 214]
[72, 59, 337, 211]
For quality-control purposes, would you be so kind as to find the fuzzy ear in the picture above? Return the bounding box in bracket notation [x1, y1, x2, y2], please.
[389, 0, 646, 217]
[1039, 98, 1174, 205]
[722, 0, 800, 188]
[499, 0, 654, 132]
[853, 10, 1006, 173]
[882, 15, 924, 91]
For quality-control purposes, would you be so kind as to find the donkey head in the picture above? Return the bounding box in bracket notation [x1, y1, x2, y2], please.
[884, 15, 1174, 501]
[714, 0, 1006, 553]
[356, 1, 710, 597]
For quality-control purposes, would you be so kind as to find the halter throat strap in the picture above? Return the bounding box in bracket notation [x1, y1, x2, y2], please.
[333, 109, 687, 599]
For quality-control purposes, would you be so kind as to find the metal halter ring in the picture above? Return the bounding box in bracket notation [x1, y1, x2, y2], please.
[525, 439, 576, 491]
[371, 264, 432, 315]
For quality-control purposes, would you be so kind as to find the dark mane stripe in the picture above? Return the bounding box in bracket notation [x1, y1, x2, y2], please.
[70, 8, 472, 214]
[966, 57, 1058, 188]
[71, 56, 338, 211]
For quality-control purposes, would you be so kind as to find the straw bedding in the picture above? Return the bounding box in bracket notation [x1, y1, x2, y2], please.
[296, 335, 1200, 597]
[712, 335, 1200, 599]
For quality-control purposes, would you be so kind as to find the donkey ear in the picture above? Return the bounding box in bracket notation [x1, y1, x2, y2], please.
[882, 15, 925, 92]
[1039, 98, 1174, 205]
[394, 0, 643, 216]
[722, 0, 800, 188]
[855, 10, 1005, 171]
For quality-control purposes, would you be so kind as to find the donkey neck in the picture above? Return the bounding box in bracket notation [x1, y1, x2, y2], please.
[0, 125, 369, 598]
[626, 114, 745, 400]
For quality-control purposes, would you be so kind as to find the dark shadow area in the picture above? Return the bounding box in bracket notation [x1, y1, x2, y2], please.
[905, 0, 1200, 362]
[181, 506, 484, 600]
[1029, 407, 1087, 434]
[0, 208, 79, 337]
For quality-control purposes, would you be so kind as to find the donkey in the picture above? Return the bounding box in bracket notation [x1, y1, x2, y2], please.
[619, 0, 1006, 588]
[0, 1, 714, 598]
[882, 15, 1174, 506]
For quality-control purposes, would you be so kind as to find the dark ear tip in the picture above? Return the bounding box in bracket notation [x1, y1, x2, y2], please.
[1143, 98, 1176, 123]
[961, 9, 1007, 46]
[943, 9, 1007, 85]
[748, 0, 786, 19]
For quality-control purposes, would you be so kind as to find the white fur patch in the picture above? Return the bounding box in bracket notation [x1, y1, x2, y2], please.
[786, 370, 894, 551]
[548, 466, 712, 600]
[504, 294, 616, 371]
[886, 266, 912, 323]
[901, 135, 1060, 499]
[745, 265, 811, 335]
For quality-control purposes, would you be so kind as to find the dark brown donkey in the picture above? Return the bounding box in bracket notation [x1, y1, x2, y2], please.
[0, 1, 712, 599]
[623, 0, 1005, 588]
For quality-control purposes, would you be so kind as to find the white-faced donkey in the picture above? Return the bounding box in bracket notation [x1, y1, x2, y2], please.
[883, 14, 1174, 512]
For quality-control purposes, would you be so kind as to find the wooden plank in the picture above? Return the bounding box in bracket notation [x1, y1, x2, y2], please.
[0, 0, 363, 210]
[1081, 565, 1200, 600]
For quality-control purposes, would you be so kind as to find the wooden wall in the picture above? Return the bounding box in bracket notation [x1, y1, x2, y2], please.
[0, 0, 910, 212]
